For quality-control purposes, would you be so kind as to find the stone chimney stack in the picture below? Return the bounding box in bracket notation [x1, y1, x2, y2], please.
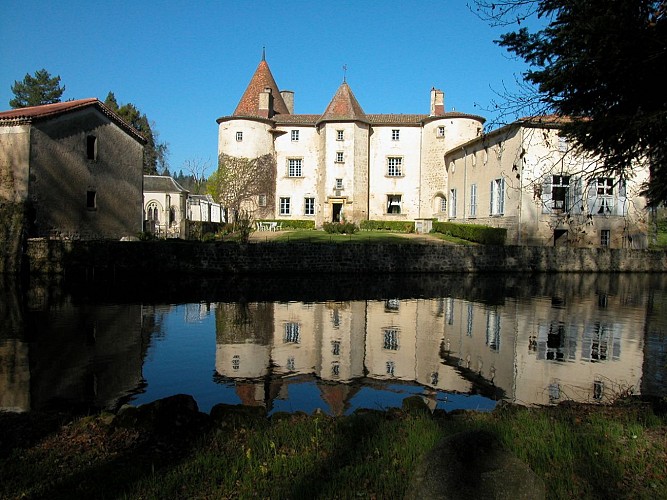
[280, 90, 294, 114]
[259, 87, 274, 118]
[430, 88, 445, 116]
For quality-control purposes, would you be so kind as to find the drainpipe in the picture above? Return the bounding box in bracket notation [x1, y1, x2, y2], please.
[517, 128, 523, 245]
[418, 126, 423, 219]
[461, 146, 468, 220]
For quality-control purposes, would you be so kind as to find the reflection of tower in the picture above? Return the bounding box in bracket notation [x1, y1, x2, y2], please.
[215, 302, 274, 407]
[318, 302, 366, 383]
[319, 383, 362, 416]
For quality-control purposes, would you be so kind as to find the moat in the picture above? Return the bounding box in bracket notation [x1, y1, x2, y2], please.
[1, 272, 665, 415]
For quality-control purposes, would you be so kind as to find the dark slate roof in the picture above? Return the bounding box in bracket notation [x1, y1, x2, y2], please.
[317, 82, 368, 125]
[0, 98, 147, 144]
[233, 59, 290, 117]
[143, 175, 189, 193]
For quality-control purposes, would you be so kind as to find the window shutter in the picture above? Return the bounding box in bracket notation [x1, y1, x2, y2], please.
[571, 177, 583, 214]
[542, 176, 552, 214]
[587, 180, 598, 214]
[489, 181, 494, 214]
[618, 180, 627, 216]
[498, 179, 505, 215]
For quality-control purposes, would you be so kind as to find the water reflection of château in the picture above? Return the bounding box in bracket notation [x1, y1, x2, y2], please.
[214, 273, 666, 414]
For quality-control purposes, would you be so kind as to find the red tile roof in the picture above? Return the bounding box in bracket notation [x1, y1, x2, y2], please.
[233, 60, 290, 117]
[0, 98, 147, 143]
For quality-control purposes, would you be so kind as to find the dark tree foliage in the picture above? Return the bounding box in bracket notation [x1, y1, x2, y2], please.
[104, 92, 168, 175]
[481, 0, 667, 205]
[9, 69, 65, 108]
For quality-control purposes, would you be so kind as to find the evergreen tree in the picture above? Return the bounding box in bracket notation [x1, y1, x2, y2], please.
[9, 69, 65, 108]
[104, 92, 169, 175]
[476, 0, 667, 204]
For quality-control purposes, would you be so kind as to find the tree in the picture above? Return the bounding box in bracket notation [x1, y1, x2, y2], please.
[10, 69, 65, 108]
[474, 0, 667, 205]
[104, 92, 169, 175]
[207, 153, 276, 223]
[182, 157, 212, 194]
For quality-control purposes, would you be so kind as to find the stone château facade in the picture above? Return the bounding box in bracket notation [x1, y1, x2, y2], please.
[217, 56, 485, 226]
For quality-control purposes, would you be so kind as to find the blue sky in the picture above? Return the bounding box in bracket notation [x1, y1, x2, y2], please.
[1, 1, 534, 176]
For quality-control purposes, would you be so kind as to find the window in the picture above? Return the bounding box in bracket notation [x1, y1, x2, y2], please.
[304, 197, 315, 216]
[549, 382, 561, 402]
[232, 355, 240, 371]
[284, 322, 300, 343]
[332, 362, 340, 377]
[600, 229, 610, 247]
[467, 303, 474, 337]
[336, 151, 344, 163]
[386, 361, 395, 376]
[147, 201, 159, 221]
[449, 188, 457, 218]
[86, 190, 97, 210]
[331, 341, 341, 356]
[279, 197, 291, 215]
[486, 309, 500, 351]
[387, 157, 403, 176]
[385, 299, 400, 311]
[440, 196, 447, 213]
[437, 126, 445, 137]
[387, 194, 402, 214]
[391, 129, 400, 141]
[258, 194, 267, 207]
[291, 129, 299, 141]
[236, 131, 243, 142]
[552, 175, 570, 211]
[169, 206, 176, 225]
[337, 130, 344, 141]
[286, 357, 295, 371]
[593, 380, 604, 400]
[384, 329, 399, 350]
[489, 178, 505, 216]
[469, 184, 477, 217]
[596, 178, 614, 214]
[445, 297, 454, 325]
[288, 158, 302, 177]
[335, 178, 344, 190]
[86, 135, 97, 160]
[558, 135, 568, 152]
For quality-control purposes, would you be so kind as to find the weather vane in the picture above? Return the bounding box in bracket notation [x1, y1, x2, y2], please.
[343, 64, 347, 83]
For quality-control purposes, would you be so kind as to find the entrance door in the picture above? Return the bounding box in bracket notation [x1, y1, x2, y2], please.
[332, 203, 343, 222]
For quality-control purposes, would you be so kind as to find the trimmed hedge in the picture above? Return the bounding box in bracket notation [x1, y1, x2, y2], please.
[432, 221, 506, 245]
[323, 221, 359, 234]
[258, 219, 315, 230]
[360, 220, 415, 233]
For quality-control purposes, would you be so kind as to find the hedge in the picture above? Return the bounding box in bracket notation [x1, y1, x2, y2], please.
[257, 219, 315, 230]
[431, 221, 506, 245]
[360, 220, 415, 233]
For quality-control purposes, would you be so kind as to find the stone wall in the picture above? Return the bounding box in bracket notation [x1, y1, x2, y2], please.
[24, 239, 667, 278]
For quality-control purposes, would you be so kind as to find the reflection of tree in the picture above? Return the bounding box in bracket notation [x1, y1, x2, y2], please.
[215, 302, 274, 344]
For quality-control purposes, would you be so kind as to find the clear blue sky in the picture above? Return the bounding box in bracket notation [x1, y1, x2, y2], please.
[1, 0, 534, 177]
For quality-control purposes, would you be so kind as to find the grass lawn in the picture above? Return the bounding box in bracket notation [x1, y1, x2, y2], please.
[1, 398, 665, 499]
[265, 229, 473, 245]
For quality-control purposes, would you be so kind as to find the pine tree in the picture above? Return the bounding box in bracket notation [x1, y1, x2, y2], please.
[9, 69, 65, 108]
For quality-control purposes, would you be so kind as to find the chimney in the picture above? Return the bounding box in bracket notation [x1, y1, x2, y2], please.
[280, 90, 294, 114]
[430, 88, 445, 116]
[259, 87, 274, 118]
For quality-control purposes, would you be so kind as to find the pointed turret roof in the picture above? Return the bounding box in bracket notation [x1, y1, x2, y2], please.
[317, 82, 368, 125]
[233, 58, 290, 117]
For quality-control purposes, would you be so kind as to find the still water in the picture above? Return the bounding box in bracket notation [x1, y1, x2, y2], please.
[1, 273, 665, 415]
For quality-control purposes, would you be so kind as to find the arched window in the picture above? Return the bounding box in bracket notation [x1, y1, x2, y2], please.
[147, 202, 159, 222]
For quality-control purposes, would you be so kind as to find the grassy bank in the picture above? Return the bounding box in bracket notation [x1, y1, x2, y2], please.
[1, 398, 665, 499]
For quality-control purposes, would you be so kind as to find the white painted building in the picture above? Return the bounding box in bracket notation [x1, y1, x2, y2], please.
[143, 175, 189, 238]
[217, 56, 485, 226]
[444, 118, 650, 248]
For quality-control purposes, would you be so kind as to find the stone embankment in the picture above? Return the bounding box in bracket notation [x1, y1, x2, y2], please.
[23, 238, 667, 278]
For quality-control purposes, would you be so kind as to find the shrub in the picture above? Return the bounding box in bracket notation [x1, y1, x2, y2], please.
[323, 221, 359, 234]
[431, 221, 506, 245]
[360, 220, 415, 233]
[257, 219, 315, 230]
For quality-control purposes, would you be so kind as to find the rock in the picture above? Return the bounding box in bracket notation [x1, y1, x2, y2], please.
[113, 394, 209, 437]
[405, 430, 545, 500]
